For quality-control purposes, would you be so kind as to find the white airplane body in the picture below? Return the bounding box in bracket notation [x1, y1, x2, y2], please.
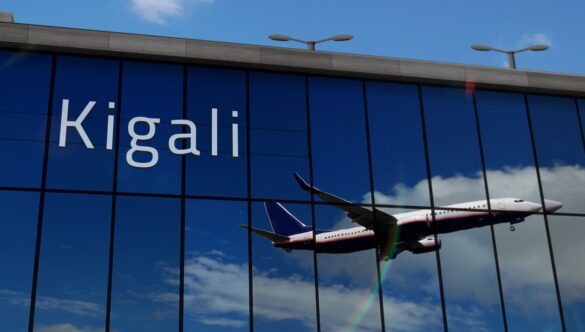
[244, 174, 562, 260]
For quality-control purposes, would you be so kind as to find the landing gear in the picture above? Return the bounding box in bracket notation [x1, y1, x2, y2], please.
[509, 225, 515, 232]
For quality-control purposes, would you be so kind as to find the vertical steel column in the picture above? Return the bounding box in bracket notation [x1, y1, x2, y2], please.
[575, 99, 585, 153]
[523, 94, 566, 332]
[416, 85, 448, 332]
[304, 75, 322, 332]
[471, 91, 509, 332]
[178, 64, 188, 332]
[360, 80, 386, 331]
[105, 59, 124, 332]
[245, 71, 255, 332]
[27, 54, 57, 332]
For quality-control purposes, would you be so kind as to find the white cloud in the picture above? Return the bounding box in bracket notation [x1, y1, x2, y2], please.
[199, 317, 247, 328]
[371, 165, 585, 317]
[131, 0, 182, 24]
[287, 165, 584, 325]
[372, 165, 585, 213]
[6, 165, 581, 330]
[103, 164, 585, 330]
[516, 32, 553, 48]
[149, 252, 488, 332]
[0, 289, 103, 317]
[35, 324, 102, 332]
[32, 165, 584, 329]
[35, 297, 104, 317]
[130, 0, 215, 24]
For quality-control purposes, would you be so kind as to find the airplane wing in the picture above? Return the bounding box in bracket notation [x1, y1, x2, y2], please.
[293, 173, 398, 229]
[240, 225, 290, 243]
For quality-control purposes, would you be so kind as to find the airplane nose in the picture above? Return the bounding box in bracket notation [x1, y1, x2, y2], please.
[529, 203, 542, 212]
[544, 200, 563, 213]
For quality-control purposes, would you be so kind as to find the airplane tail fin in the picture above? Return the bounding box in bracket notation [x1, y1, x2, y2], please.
[264, 201, 312, 236]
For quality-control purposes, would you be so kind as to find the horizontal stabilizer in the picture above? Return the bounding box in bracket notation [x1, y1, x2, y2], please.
[240, 225, 290, 243]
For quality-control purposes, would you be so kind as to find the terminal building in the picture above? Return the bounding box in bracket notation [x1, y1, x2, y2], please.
[1, 15, 585, 332]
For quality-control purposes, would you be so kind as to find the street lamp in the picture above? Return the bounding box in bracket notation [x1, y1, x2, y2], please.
[268, 34, 353, 51]
[471, 44, 549, 69]
[0, 11, 14, 23]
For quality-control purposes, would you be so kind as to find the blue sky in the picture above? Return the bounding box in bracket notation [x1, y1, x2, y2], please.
[2, 3, 585, 331]
[4, 0, 585, 74]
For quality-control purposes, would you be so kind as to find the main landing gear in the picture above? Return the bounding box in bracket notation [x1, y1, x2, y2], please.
[509, 224, 516, 232]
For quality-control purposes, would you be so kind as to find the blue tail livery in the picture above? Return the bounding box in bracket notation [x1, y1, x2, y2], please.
[264, 201, 312, 236]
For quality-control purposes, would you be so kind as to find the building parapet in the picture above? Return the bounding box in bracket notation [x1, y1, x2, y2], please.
[1, 22, 584, 96]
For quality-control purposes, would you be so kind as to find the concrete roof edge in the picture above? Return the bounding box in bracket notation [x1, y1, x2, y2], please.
[1, 22, 584, 97]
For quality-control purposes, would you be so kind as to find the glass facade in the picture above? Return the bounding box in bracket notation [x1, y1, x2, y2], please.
[0, 49, 583, 332]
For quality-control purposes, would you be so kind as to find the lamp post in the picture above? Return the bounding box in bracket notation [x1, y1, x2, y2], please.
[268, 34, 353, 51]
[471, 44, 549, 69]
[0, 11, 14, 23]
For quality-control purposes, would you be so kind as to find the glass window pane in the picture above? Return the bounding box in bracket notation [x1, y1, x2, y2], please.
[307, 77, 381, 330]
[0, 191, 39, 331]
[250, 72, 310, 201]
[184, 199, 249, 331]
[110, 196, 180, 331]
[252, 202, 316, 331]
[0, 51, 52, 188]
[476, 90, 561, 330]
[309, 77, 371, 203]
[366, 83, 442, 330]
[34, 193, 110, 331]
[186, 66, 247, 198]
[549, 215, 585, 331]
[47, 56, 119, 191]
[422, 86, 486, 206]
[476, 91, 540, 203]
[439, 214, 503, 331]
[315, 204, 382, 331]
[309, 77, 381, 330]
[379, 207, 444, 331]
[528, 95, 585, 214]
[366, 81, 429, 207]
[117, 61, 183, 194]
[422, 86, 503, 331]
[495, 215, 561, 331]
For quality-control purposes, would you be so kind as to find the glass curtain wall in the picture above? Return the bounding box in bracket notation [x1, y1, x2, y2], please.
[475, 90, 561, 331]
[421, 86, 504, 331]
[0, 49, 582, 332]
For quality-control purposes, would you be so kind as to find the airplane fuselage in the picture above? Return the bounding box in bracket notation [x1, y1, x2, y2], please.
[273, 198, 552, 255]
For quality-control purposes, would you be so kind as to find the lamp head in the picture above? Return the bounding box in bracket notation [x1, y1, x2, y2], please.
[330, 34, 353, 42]
[527, 44, 549, 52]
[268, 34, 291, 42]
[471, 44, 493, 52]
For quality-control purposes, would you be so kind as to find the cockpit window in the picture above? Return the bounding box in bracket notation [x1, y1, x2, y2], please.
[514, 199, 524, 203]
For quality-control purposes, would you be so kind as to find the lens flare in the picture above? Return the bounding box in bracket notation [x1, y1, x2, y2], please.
[465, 79, 476, 96]
[342, 225, 400, 331]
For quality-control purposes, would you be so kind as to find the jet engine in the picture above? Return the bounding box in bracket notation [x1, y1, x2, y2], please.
[408, 237, 442, 254]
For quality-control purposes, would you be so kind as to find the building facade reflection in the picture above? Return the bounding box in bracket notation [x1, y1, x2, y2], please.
[0, 43, 582, 332]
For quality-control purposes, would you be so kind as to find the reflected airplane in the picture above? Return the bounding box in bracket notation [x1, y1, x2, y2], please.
[243, 174, 563, 260]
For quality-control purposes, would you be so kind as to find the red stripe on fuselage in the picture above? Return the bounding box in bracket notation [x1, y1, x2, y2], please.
[398, 211, 493, 225]
[281, 232, 375, 245]
[316, 232, 375, 244]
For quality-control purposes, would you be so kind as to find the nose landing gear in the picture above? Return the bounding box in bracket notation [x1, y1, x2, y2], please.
[509, 225, 515, 232]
